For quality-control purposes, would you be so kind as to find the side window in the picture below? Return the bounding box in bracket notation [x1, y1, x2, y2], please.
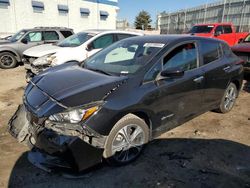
[92, 34, 114, 49]
[43, 31, 59, 41]
[144, 62, 161, 82]
[104, 45, 138, 63]
[163, 43, 198, 71]
[222, 43, 236, 59]
[25, 32, 42, 42]
[223, 26, 232, 34]
[200, 41, 221, 65]
[117, 34, 135, 41]
[215, 26, 223, 34]
[60, 30, 73, 38]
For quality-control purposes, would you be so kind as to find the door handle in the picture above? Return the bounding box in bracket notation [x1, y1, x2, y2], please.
[193, 76, 204, 83]
[223, 66, 231, 71]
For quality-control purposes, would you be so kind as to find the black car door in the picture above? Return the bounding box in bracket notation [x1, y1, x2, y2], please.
[142, 41, 205, 135]
[199, 40, 231, 110]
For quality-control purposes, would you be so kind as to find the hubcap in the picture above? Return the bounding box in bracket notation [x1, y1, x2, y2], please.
[111, 124, 145, 162]
[224, 86, 236, 110]
[0, 55, 14, 66]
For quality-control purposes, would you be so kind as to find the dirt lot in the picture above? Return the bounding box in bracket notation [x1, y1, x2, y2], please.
[0, 67, 249, 188]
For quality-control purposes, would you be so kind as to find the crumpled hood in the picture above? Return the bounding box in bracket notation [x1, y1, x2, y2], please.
[25, 63, 127, 114]
[232, 43, 250, 53]
[23, 44, 62, 58]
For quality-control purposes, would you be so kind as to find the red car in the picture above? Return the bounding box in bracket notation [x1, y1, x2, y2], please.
[232, 34, 250, 78]
[188, 23, 248, 47]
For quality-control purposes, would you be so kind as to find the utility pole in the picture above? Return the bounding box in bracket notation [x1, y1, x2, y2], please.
[167, 13, 170, 34]
[204, 2, 207, 23]
[239, 0, 246, 32]
[67, 0, 69, 27]
[227, 0, 231, 22]
[184, 8, 187, 31]
[221, 0, 226, 23]
[97, 0, 99, 29]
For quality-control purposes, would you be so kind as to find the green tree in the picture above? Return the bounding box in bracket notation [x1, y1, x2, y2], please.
[134, 10, 152, 30]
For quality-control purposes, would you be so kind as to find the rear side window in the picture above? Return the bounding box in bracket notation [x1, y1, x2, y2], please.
[200, 41, 221, 65]
[43, 31, 59, 41]
[223, 26, 232, 34]
[92, 34, 114, 49]
[117, 34, 136, 41]
[60, 30, 73, 38]
[222, 43, 237, 59]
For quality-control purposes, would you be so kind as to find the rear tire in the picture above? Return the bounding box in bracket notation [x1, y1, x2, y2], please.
[103, 114, 149, 166]
[216, 83, 238, 113]
[0, 52, 17, 69]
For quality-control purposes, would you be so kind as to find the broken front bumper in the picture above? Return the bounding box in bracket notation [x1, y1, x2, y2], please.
[8, 105, 105, 172]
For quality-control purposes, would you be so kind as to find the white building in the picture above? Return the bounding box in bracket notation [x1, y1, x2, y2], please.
[0, 0, 119, 36]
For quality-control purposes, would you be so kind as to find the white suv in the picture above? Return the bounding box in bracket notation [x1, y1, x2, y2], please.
[23, 30, 143, 81]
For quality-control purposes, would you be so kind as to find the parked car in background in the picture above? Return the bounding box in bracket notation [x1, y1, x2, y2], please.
[188, 23, 248, 46]
[0, 35, 12, 40]
[8, 35, 243, 173]
[0, 27, 74, 69]
[232, 33, 250, 79]
[23, 30, 143, 81]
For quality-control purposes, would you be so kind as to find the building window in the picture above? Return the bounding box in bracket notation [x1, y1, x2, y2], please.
[100, 11, 109, 20]
[0, 0, 10, 8]
[32, 1, 44, 13]
[58, 4, 69, 15]
[80, 8, 90, 17]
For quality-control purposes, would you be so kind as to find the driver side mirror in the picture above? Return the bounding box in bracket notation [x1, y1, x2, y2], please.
[21, 38, 28, 44]
[156, 68, 184, 81]
[214, 31, 222, 37]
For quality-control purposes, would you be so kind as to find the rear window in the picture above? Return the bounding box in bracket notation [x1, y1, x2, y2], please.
[60, 30, 73, 38]
[200, 41, 221, 65]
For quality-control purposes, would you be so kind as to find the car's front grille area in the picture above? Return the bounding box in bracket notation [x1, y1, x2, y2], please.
[23, 55, 38, 64]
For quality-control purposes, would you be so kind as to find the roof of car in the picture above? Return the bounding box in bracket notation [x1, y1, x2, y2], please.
[121, 34, 225, 44]
[82, 29, 144, 36]
[194, 23, 233, 26]
[22, 27, 73, 31]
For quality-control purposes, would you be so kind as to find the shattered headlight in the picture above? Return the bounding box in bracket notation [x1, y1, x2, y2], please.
[49, 106, 99, 124]
[33, 53, 57, 66]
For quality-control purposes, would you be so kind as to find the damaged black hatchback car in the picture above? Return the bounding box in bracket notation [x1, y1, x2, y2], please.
[9, 35, 244, 173]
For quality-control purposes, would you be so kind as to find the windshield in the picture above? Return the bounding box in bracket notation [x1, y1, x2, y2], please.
[57, 32, 94, 47]
[244, 34, 250, 42]
[9, 30, 27, 42]
[84, 40, 165, 75]
[188, 25, 214, 34]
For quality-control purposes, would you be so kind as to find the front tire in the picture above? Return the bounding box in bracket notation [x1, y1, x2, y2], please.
[103, 114, 149, 166]
[216, 83, 238, 113]
[0, 52, 17, 69]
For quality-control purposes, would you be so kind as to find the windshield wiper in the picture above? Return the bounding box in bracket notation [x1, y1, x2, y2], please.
[88, 68, 113, 76]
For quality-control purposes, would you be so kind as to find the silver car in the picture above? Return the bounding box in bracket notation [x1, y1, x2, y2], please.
[0, 27, 73, 69]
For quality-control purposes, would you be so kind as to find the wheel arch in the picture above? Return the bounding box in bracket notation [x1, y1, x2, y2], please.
[230, 78, 242, 92]
[112, 110, 153, 140]
[0, 49, 21, 62]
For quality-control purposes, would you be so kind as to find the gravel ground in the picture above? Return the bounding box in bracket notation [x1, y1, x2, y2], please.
[0, 66, 249, 188]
